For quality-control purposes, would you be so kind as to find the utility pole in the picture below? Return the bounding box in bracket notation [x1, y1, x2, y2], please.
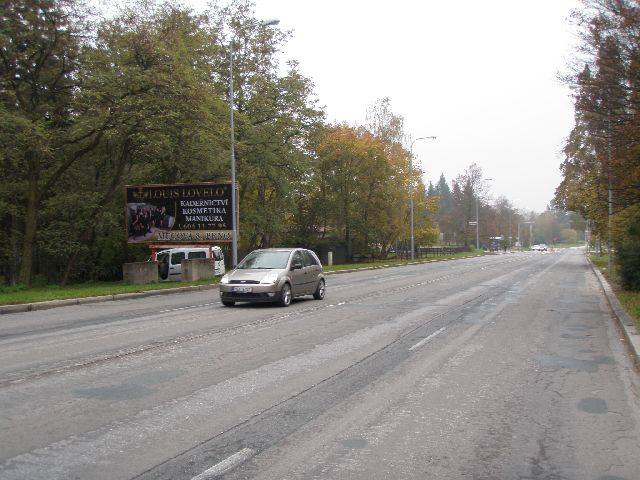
[608, 180, 613, 271]
[607, 123, 613, 274]
[228, 41, 237, 268]
[409, 136, 436, 260]
[475, 178, 493, 250]
[475, 195, 480, 250]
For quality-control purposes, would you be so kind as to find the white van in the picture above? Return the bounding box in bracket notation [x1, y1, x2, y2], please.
[156, 247, 225, 281]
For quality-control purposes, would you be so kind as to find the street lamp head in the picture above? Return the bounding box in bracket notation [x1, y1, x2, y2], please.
[410, 136, 437, 150]
[261, 19, 280, 26]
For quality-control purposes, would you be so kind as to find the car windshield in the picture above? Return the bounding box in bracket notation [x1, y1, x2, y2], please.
[236, 250, 291, 269]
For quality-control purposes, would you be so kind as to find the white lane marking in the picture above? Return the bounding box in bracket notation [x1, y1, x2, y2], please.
[409, 327, 446, 351]
[327, 301, 347, 308]
[158, 302, 218, 314]
[191, 448, 255, 480]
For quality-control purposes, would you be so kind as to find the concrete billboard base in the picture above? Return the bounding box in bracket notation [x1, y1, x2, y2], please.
[181, 258, 214, 282]
[123, 262, 159, 284]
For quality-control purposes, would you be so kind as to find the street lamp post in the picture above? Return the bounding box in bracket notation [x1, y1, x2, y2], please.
[475, 196, 479, 250]
[475, 178, 493, 250]
[409, 136, 436, 260]
[228, 19, 279, 268]
[229, 44, 237, 268]
[508, 210, 512, 250]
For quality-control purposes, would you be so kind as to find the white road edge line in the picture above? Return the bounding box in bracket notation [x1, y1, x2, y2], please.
[409, 327, 446, 351]
[191, 448, 255, 480]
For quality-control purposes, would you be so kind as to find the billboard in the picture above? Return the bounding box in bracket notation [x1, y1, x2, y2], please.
[125, 182, 235, 243]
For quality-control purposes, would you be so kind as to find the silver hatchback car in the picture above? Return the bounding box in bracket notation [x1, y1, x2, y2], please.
[219, 248, 325, 307]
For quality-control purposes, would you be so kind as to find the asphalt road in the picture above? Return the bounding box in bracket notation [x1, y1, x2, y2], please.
[1, 249, 639, 479]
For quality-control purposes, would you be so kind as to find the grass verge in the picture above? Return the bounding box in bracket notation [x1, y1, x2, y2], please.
[324, 249, 484, 273]
[590, 253, 640, 332]
[0, 277, 219, 306]
[1, 249, 484, 307]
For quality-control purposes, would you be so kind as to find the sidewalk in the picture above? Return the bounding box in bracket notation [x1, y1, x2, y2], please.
[589, 259, 640, 368]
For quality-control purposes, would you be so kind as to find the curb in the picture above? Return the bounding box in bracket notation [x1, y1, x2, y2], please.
[588, 258, 640, 368]
[0, 283, 220, 315]
[0, 253, 486, 315]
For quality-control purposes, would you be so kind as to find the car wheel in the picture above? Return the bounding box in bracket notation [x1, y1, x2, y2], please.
[222, 300, 235, 307]
[279, 283, 292, 307]
[313, 279, 325, 300]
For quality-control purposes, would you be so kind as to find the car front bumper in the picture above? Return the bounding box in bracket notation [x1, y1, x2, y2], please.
[219, 282, 282, 303]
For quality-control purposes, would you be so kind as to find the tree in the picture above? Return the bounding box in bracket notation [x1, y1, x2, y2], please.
[53, 3, 230, 284]
[451, 163, 490, 247]
[208, 0, 324, 251]
[432, 173, 455, 243]
[304, 99, 436, 261]
[365, 97, 405, 144]
[0, 0, 98, 285]
[0, 0, 326, 284]
[557, 0, 640, 285]
[312, 125, 383, 258]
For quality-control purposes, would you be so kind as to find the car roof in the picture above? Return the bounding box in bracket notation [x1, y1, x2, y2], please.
[253, 248, 298, 252]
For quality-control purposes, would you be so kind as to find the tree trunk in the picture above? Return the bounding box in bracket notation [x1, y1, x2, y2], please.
[61, 140, 130, 286]
[18, 187, 39, 286]
[343, 195, 351, 261]
[60, 229, 93, 286]
[257, 179, 267, 247]
[9, 213, 19, 286]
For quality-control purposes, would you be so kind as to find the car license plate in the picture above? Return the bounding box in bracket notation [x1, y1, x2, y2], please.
[232, 286, 253, 293]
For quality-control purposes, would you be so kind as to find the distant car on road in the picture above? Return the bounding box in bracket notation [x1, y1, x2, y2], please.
[531, 244, 548, 252]
[219, 248, 325, 307]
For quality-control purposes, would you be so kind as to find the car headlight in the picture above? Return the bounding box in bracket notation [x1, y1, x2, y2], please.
[260, 272, 280, 284]
[220, 275, 230, 284]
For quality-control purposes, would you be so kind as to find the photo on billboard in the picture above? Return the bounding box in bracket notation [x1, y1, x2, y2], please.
[127, 202, 176, 242]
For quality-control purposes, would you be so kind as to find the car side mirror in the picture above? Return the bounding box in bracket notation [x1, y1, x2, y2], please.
[291, 262, 303, 270]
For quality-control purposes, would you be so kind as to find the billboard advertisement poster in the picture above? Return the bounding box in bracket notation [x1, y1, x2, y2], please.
[125, 182, 235, 243]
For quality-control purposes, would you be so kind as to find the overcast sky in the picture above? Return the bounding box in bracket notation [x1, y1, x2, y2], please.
[190, 0, 581, 213]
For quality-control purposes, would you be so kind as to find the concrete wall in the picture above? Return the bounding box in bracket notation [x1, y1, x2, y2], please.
[181, 258, 214, 282]
[123, 262, 158, 284]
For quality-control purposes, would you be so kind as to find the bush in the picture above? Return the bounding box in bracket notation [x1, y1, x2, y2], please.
[615, 206, 640, 291]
